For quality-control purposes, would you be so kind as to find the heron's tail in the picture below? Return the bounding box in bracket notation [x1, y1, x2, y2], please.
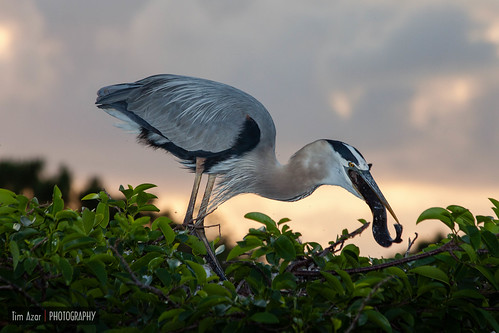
[95, 83, 163, 136]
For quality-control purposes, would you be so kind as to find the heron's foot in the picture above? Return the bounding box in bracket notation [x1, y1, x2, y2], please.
[182, 221, 206, 233]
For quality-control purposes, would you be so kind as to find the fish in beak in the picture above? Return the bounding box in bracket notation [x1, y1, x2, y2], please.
[348, 168, 403, 247]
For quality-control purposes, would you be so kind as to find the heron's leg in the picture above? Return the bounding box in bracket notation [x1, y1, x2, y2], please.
[195, 173, 216, 228]
[194, 174, 226, 280]
[183, 158, 205, 227]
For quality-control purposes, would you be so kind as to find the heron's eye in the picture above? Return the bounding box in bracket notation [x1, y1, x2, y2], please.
[348, 162, 355, 168]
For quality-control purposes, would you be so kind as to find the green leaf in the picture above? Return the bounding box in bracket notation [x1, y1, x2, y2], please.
[463, 225, 481, 249]
[250, 312, 279, 324]
[154, 217, 175, 245]
[365, 309, 392, 333]
[130, 252, 162, 271]
[148, 257, 165, 272]
[336, 269, 354, 293]
[385, 266, 411, 295]
[447, 205, 474, 228]
[155, 268, 172, 287]
[226, 246, 247, 262]
[226, 236, 263, 261]
[203, 283, 232, 298]
[272, 271, 297, 290]
[489, 198, 499, 219]
[52, 185, 64, 214]
[133, 183, 157, 194]
[452, 289, 485, 300]
[474, 265, 499, 290]
[277, 217, 291, 225]
[416, 207, 454, 229]
[358, 218, 368, 225]
[23, 257, 37, 274]
[138, 204, 160, 213]
[62, 236, 97, 251]
[158, 309, 184, 323]
[86, 259, 107, 285]
[120, 185, 133, 200]
[11, 228, 39, 241]
[274, 235, 296, 261]
[476, 307, 499, 332]
[199, 317, 215, 333]
[460, 243, 477, 263]
[320, 271, 344, 295]
[81, 193, 99, 200]
[9, 241, 19, 270]
[96, 202, 109, 227]
[55, 210, 79, 221]
[186, 260, 207, 285]
[0, 188, 18, 205]
[416, 281, 446, 297]
[481, 230, 499, 256]
[81, 208, 95, 235]
[186, 235, 207, 255]
[245, 212, 279, 234]
[410, 266, 449, 285]
[59, 257, 73, 285]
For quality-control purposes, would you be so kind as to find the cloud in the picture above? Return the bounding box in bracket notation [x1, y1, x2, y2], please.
[1, 0, 498, 210]
[409, 76, 477, 129]
[0, 1, 62, 107]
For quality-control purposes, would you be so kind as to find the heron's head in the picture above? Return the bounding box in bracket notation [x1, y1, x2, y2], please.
[325, 140, 402, 247]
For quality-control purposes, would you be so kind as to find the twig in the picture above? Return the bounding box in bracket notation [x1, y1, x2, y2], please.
[287, 222, 370, 273]
[320, 222, 370, 256]
[108, 241, 171, 303]
[405, 233, 418, 257]
[30, 237, 48, 252]
[294, 239, 461, 277]
[0, 276, 41, 308]
[345, 276, 393, 333]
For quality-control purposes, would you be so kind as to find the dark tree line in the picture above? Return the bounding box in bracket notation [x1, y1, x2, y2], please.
[0, 159, 103, 210]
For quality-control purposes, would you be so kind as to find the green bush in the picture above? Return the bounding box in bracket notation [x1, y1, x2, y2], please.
[0, 184, 498, 332]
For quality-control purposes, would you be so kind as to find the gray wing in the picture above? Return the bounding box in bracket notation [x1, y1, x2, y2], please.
[96, 74, 275, 158]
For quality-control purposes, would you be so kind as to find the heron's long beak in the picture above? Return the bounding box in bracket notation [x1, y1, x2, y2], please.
[348, 169, 403, 247]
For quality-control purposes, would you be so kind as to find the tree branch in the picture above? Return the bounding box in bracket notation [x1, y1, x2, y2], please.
[294, 239, 461, 277]
[345, 276, 393, 333]
[287, 222, 370, 273]
[0, 276, 41, 308]
[108, 241, 171, 303]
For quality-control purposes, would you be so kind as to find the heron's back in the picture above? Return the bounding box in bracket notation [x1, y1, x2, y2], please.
[96, 74, 276, 173]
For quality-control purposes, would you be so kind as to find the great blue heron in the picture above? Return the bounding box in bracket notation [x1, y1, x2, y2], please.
[96, 74, 402, 280]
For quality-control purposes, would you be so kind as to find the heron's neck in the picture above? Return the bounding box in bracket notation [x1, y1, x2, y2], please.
[256, 142, 329, 202]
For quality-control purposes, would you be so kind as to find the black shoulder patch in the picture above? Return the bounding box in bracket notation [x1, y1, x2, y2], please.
[139, 116, 261, 172]
[326, 140, 364, 165]
[203, 116, 260, 171]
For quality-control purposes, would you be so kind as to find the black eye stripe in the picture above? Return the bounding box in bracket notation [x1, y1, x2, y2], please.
[326, 140, 363, 165]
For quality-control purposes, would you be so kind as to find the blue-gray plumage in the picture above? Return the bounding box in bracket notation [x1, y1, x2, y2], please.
[96, 74, 402, 280]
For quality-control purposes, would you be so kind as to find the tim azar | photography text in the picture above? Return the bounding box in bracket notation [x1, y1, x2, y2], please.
[8, 307, 97, 325]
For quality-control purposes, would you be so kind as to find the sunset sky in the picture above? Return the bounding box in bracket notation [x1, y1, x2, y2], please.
[1, 1, 498, 257]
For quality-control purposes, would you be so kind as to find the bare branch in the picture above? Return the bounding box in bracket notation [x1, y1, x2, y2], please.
[287, 222, 370, 273]
[108, 241, 171, 303]
[345, 276, 393, 333]
[405, 233, 418, 257]
[0, 276, 41, 308]
[320, 222, 370, 256]
[294, 239, 462, 277]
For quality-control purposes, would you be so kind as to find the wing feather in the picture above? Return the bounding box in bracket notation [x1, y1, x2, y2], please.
[96, 75, 275, 155]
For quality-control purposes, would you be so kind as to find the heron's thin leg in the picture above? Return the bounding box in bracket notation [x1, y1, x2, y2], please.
[183, 158, 205, 227]
[194, 174, 226, 280]
[195, 173, 216, 228]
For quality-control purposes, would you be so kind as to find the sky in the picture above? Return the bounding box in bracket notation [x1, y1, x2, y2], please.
[1, 0, 498, 257]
